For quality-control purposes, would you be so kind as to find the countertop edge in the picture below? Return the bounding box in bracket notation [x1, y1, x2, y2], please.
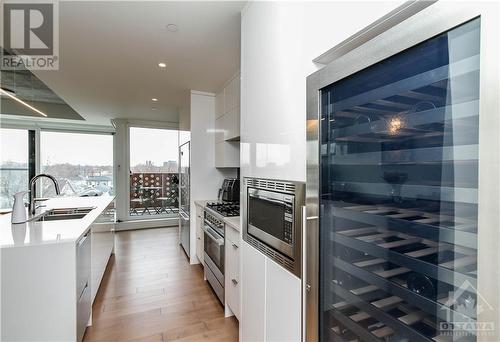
[224, 216, 241, 232]
[0, 195, 115, 249]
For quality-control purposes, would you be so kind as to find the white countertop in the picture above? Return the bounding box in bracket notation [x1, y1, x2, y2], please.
[194, 199, 216, 208]
[0, 195, 115, 249]
[224, 216, 241, 232]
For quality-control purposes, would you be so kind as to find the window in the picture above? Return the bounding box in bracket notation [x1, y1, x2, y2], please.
[40, 131, 113, 197]
[128, 127, 179, 218]
[0, 128, 32, 210]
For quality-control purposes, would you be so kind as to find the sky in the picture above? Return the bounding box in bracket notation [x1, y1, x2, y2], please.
[41, 131, 113, 165]
[1, 127, 178, 167]
[129, 127, 178, 166]
[0, 128, 28, 164]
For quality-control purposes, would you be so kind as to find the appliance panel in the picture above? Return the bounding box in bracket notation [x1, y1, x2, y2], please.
[179, 142, 190, 214]
[179, 209, 190, 257]
[243, 178, 304, 278]
[248, 195, 287, 242]
[204, 224, 224, 272]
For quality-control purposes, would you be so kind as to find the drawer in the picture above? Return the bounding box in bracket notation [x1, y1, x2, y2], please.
[76, 231, 91, 298]
[225, 223, 240, 246]
[77, 282, 91, 342]
[225, 240, 240, 320]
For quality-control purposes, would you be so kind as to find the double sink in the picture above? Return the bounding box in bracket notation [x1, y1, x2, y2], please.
[32, 207, 96, 222]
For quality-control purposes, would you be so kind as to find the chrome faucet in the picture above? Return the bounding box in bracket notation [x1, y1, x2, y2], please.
[29, 174, 61, 215]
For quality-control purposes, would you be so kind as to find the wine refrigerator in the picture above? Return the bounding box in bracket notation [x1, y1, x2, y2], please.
[305, 2, 500, 341]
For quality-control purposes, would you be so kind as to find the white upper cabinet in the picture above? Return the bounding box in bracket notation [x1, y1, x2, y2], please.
[215, 72, 240, 167]
[215, 91, 225, 119]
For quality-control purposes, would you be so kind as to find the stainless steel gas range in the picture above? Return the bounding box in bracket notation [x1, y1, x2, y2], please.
[203, 202, 239, 304]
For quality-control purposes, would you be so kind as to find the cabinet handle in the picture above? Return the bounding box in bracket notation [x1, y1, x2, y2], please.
[232, 243, 238, 249]
[232, 279, 238, 285]
[77, 232, 89, 247]
[198, 237, 201, 240]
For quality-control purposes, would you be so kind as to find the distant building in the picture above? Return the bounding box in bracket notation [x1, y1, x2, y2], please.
[86, 175, 113, 188]
[163, 160, 178, 173]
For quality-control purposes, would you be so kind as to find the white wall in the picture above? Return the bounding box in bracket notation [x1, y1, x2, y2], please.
[240, 1, 402, 182]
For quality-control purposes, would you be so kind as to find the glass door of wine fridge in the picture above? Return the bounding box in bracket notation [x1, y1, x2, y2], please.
[306, 2, 499, 342]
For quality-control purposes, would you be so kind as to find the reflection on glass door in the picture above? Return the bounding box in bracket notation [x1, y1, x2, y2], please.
[320, 19, 480, 341]
[0, 128, 32, 210]
[128, 127, 179, 218]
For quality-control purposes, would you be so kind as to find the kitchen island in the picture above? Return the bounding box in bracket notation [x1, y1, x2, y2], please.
[0, 195, 115, 342]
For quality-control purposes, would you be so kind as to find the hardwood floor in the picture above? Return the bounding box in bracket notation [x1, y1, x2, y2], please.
[84, 227, 238, 342]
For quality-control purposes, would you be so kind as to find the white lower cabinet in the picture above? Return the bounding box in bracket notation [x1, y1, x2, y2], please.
[265, 260, 301, 342]
[241, 241, 266, 342]
[241, 241, 302, 342]
[91, 202, 115, 303]
[76, 232, 92, 342]
[225, 223, 240, 319]
[196, 204, 204, 264]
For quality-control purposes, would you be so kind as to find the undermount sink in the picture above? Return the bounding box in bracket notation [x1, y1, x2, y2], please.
[32, 207, 96, 222]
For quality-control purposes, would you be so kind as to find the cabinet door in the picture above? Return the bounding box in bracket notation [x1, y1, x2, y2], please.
[196, 207, 204, 264]
[265, 260, 301, 342]
[91, 202, 114, 304]
[230, 240, 240, 319]
[215, 90, 224, 118]
[241, 242, 266, 341]
[215, 141, 240, 168]
[214, 115, 225, 143]
[225, 232, 240, 320]
[226, 107, 240, 141]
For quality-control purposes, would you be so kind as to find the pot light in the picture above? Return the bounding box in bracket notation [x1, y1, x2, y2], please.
[158, 62, 167, 68]
[0, 88, 47, 117]
[152, 98, 158, 102]
[166, 24, 179, 32]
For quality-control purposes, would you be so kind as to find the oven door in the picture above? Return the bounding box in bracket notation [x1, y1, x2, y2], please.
[247, 188, 294, 258]
[203, 224, 224, 282]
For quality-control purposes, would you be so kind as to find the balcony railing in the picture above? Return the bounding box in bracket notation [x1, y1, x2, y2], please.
[129, 172, 179, 217]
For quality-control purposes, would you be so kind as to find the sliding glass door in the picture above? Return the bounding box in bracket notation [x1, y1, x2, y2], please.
[128, 127, 179, 219]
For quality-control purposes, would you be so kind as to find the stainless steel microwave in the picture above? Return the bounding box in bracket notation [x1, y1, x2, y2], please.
[243, 178, 305, 277]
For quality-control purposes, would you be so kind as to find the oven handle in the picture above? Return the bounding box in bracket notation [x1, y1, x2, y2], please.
[249, 194, 287, 206]
[203, 225, 224, 246]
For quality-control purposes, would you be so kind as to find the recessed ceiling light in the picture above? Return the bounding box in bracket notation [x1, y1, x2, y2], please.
[166, 24, 179, 32]
[158, 62, 167, 68]
[152, 98, 158, 102]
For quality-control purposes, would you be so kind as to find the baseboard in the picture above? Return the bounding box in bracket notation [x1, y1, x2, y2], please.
[115, 218, 178, 231]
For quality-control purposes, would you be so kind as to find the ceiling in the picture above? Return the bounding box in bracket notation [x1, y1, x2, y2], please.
[1, 65, 84, 120]
[30, 1, 244, 126]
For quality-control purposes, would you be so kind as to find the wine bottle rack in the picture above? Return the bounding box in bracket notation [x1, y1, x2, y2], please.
[331, 256, 476, 325]
[331, 100, 478, 142]
[332, 202, 477, 249]
[318, 17, 481, 342]
[333, 226, 476, 285]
